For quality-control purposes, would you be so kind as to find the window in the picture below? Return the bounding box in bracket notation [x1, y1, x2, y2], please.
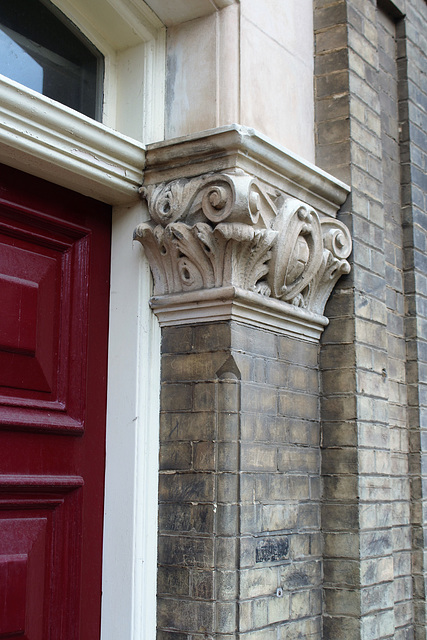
[0, 0, 103, 119]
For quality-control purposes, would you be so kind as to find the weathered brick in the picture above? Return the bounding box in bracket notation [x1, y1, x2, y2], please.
[323, 615, 360, 640]
[240, 567, 278, 599]
[316, 25, 348, 54]
[242, 384, 277, 415]
[231, 324, 277, 358]
[157, 566, 190, 596]
[160, 411, 216, 441]
[192, 441, 215, 471]
[190, 569, 214, 600]
[241, 443, 277, 471]
[161, 352, 225, 381]
[157, 598, 214, 632]
[217, 602, 237, 633]
[159, 442, 192, 470]
[217, 442, 239, 471]
[280, 560, 322, 589]
[193, 322, 231, 351]
[193, 382, 216, 411]
[261, 503, 299, 531]
[158, 503, 214, 534]
[323, 532, 359, 558]
[267, 593, 290, 624]
[278, 391, 318, 420]
[316, 72, 350, 99]
[160, 383, 193, 411]
[314, 2, 347, 30]
[277, 336, 319, 367]
[324, 586, 361, 616]
[290, 590, 311, 619]
[217, 380, 240, 412]
[317, 117, 350, 145]
[323, 558, 360, 587]
[277, 446, 319, 474]
[158, 535, 214, 568]
[161, 325, 193, 354]
[158, 472, 215, 502]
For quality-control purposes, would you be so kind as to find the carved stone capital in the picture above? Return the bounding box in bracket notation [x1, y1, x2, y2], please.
[134, 171, 280, 296]
[134, 170, 351, 325]
[134, 127, 351, 339]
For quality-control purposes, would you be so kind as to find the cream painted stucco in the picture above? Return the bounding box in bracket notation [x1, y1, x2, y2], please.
[165, 0, 315, 162]
[240, 0, 315, 162]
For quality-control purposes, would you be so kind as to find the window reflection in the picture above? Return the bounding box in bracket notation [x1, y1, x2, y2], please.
[0, 29, 44, 93]
[0, 0, 103, 120]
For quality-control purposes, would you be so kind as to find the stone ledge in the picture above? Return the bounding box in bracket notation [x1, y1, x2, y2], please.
[150, 287, 328, 342]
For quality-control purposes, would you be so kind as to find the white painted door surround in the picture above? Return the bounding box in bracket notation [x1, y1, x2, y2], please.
[0, 1, 165, 637]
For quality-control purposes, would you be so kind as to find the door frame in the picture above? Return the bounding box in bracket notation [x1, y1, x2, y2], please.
[0, 1, 164, 637]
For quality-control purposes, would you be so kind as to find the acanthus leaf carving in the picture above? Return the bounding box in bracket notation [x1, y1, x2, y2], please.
[134, 172, 352, 318]
[133, 220, 277, 295]
[214, 223, 277, 295]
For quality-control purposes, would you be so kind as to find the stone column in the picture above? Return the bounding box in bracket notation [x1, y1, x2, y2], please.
[134, 125, 351, 640]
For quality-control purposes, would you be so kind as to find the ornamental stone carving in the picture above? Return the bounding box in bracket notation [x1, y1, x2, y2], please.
[134, 170, 351, 318]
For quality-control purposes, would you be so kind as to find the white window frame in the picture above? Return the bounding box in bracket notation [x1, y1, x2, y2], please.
[0, 1, 165, 638]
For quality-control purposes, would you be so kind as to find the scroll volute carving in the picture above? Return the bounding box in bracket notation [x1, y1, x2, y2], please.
[267, 200, 324, 305]
[135, 172, 278, 296]
[306, 218, 352, 314]
[141, 172, 263, 227]
[134, 171, 352, 317]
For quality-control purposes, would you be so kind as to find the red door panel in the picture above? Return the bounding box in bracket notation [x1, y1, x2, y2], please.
[0, 164, 111, 639]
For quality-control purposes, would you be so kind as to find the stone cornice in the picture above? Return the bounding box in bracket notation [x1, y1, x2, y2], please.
[143, 125, 350, 219]
[134, 127, 352, 340]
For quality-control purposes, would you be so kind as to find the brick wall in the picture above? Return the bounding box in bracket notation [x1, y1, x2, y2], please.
[157, 322, 321, 639]
[378, 9, 412, 636]
[315, 0, 427, 637]
[399, 1, 427, 637]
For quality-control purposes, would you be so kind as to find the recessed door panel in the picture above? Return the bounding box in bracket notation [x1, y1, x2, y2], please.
[0, 199, 94, 434]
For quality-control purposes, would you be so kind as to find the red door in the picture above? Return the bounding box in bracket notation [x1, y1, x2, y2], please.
[0, 164, 111, 639]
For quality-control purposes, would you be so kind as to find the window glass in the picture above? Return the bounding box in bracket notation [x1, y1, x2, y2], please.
[0, 0, 103, 120]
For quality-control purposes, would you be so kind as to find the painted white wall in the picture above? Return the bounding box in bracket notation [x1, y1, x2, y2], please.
[240, 0, 315, 162]
[165, 0, 315, 162]
[102, 200, 160, 640]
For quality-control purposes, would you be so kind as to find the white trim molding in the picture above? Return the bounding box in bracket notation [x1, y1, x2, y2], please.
[51, 0, 166, 144]
[0, 77, 144, 204]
